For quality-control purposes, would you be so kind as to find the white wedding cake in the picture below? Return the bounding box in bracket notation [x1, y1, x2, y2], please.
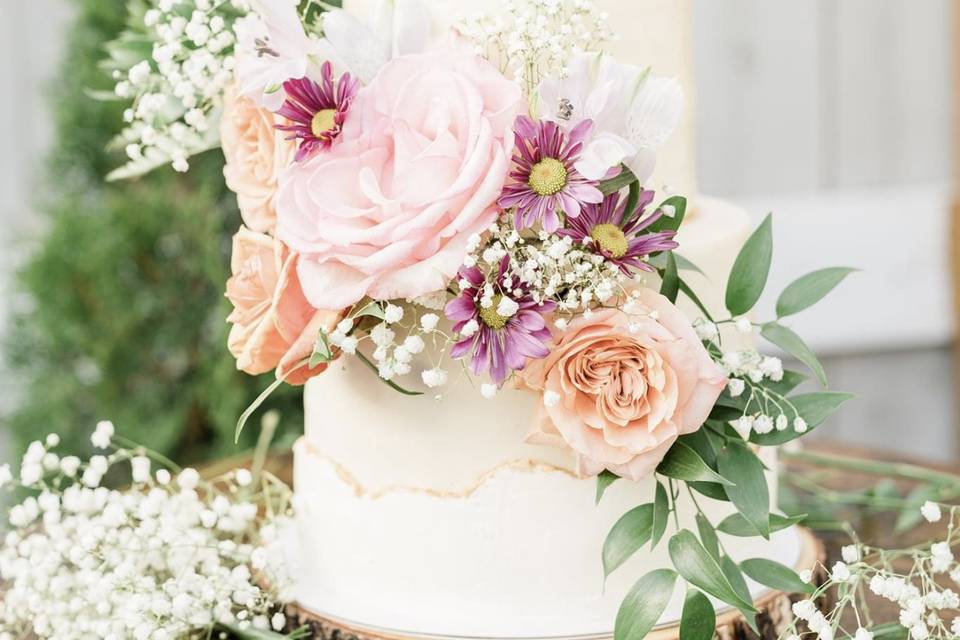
[290, 1, 796, 637]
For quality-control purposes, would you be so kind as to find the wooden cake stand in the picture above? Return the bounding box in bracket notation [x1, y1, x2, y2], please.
[285, 527, 826, 640]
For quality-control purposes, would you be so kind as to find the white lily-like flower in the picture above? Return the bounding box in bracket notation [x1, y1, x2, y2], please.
[324, 0, 431, 84]
[236, 0, 431, 110]
[537, 52, 683, 183]
[234, 0, 327, 110]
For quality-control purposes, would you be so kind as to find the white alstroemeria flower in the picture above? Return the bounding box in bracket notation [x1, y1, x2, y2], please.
[234, 0, 328, 110]
[537, 52, 683, 183]
[323, 0, 431, 84]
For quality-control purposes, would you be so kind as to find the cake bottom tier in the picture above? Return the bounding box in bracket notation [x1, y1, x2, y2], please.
[288, 439, 798, 638]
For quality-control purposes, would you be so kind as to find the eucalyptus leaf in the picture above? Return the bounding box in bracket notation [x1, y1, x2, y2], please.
[679, 589, 715, 640]
[648, 251, 703, 275]
[596, 471, 619, 505]
[689, 481, 730, 502]
[660, 252, 680, 303]
[651, 480, 669, 549]
[696, 513, 720, 560]
[718, 443, 770, 538]
[719, 555, 753, 608]
[717, 512, 805, 537]
[895, 485, 941, 532]
[741, 558, 815, 594]
[621, 180, 642, 225]
[614, 569, 678, 640]
[776, 267, 857, 318]
[657, 441, 734, 486]
[603, 504, 654, 579]
[749, 392, 854, 446]
[760, 322, 828, 387]
[678, 277, 714, 323]
[648, 196, 688, 234]
[668, 530, 756, 614]
[220, 624, 299, 640]
[725, 213, 773, 316]
[599, 166, 639, 195]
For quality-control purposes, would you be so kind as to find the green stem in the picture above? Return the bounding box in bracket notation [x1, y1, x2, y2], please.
[783, 449, 960, 487]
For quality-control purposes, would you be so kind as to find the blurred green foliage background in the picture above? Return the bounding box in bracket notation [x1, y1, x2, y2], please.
[2, 0, 303, 461]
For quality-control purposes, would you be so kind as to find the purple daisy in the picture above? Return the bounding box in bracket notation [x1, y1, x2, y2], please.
[445, 256, 556, 384]
[558, 190, 680, 275]
[498, 116, 604, 233]
[275, 61, 359, 162]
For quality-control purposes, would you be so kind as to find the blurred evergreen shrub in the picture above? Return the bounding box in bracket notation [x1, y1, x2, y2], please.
[2, 0, 303, 460]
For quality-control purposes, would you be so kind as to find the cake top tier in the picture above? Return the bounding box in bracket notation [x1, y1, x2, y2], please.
[342, 0, 698, 195]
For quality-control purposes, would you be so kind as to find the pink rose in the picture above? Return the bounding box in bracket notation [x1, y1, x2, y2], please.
[521, 289, 727, 481]
[276, 49, 524, 309]
[221, 87, 296, 233]
[225, 226, 345, 385]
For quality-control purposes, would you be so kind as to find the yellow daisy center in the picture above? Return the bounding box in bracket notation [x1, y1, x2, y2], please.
[311, 108, 338, 138]
[528, 158, 568, 196]
[479, 295, 508, 330]
[590, 223, 629, 259]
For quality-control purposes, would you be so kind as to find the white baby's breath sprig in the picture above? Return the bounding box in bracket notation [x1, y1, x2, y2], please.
[0, 422, 293, 638]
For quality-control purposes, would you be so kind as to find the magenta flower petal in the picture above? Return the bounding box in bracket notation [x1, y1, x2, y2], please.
[444, 256, 556, 384]
[497, 117, 603, 232]
[275, 61, 358, 162]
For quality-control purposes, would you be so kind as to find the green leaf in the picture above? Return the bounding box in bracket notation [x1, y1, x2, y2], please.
[354, 301, 387, 321]
[764, 369, 808, 397]
[596, 470, 619, 504]
[679, 430, 720, 468]
[677, 277, 714, 323]
[718, 443, 770, 538]
[696, 513, 720, 560]
[648, 251, 702, 275]
[776, 267, 857, 318]
[657, 441, 734, 485]
[648, 196, 688, 234]
[668, 530, 756, 614]
[599, 166, 639, 195]
[689, 481, 730, 502]
[725, 213, 773, 316]
[749, 392, 854, 446]
[651, 480, 669, 549]
[614, 569, 678, 640]
[309, 329, 333, 367]
[679, 589, 716, 640]
[760, 322, 827, 387]
[717, 512, 805, 537]
[603, 504, 654, 579]
[221, 623, 300, 639]
[660, 252, 680, 303]
[621, 180, 642, 226]
[741, 558, 815, 594]
[868, 623, 910, 640]
[720, 555, 752, 605]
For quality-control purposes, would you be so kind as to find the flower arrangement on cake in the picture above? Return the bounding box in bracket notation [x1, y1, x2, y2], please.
[29, 0, 939, 638]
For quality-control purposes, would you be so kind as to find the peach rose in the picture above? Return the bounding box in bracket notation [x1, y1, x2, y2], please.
[522, 289, 727, 481]
[276, 49, 524, 310]
[225, 226, 344, 385]
[221, 87, 296, 233]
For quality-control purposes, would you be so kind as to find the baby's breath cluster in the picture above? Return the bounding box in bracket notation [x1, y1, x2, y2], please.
[108, 0, 250, 178]
[458, 0, 614, 94]
[0, 423, 292, 639]
[786, 506, 960, 640]
[328, 303, 453, 391]
[469, 218, 628, 316]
